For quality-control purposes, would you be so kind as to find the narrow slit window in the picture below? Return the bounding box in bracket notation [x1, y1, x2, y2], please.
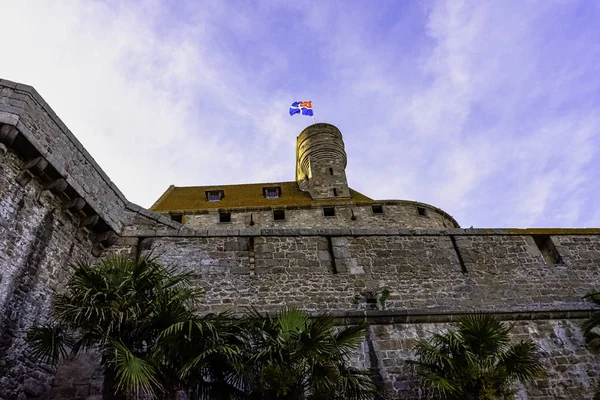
[532, 235, 563, 264]
[323, 207, 335, 217]
[219, 212, 231, 223]
[371, 205, 383, 214]
[333, 188, 338, 196]
[417, 207, 427, 216]
[329, 168, 334, 175]
[273, 209, 285, 221]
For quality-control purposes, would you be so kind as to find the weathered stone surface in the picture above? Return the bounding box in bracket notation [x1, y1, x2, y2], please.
[0, 150, 95, 400]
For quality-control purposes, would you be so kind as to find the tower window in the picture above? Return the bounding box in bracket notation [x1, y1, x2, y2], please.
[170, 214, 183, 223]
[263, 187, 281, 199]
[206, 190, 224, 202]
[333, 188, 338, 196]
[323, 207, 335, 217]
[219, 212, 231, 223]
[371, 205, 383, 214]
[273, 209, 285, 221]
[417, 207, 427, 217]
[532, 235, 563, 264]
[329, 168, 334, 175]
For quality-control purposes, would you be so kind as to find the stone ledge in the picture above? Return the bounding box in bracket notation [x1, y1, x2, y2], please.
[328, 307, 597, 325]
[124, 227, 600, 238]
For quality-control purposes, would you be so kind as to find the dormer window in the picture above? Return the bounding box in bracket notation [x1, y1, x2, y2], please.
[263, 187, 281, 199]
[206, 190, 224, 202]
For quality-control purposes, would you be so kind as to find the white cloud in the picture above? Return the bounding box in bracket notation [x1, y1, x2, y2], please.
[0, 0, 597, 228]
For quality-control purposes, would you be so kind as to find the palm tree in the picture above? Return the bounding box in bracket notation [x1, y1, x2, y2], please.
[27, 255, 240, 399]
[237, 308, 377, 400]
[407, 314, 544, 400]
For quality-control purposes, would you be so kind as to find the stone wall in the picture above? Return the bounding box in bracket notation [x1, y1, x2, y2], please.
[0, 79, 179, 400]
[0, 149, 95, 400]
[133, 232, 599, 315]
[180, 202, 457, 229]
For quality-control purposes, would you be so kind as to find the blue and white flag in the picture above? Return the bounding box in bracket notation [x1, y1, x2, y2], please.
[289, 101, 314, 117]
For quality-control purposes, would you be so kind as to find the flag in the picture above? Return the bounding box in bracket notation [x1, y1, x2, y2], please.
[289, 101, 314, 116]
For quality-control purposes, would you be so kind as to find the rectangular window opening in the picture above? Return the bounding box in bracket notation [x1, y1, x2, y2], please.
[219, 212, 231, 223]
[329, 168, 334, 175]
[371, 205, 384, 214]
[323, 207, 335, 217]
[417, 207, 427, 217]
[532, 234, 563, 264]
[170, 214, 183, 223]
[263, 187, 281, 199]
[206, 190, 224, 202]
[333, 188, 338, 196]
[273, 209, 285, 221]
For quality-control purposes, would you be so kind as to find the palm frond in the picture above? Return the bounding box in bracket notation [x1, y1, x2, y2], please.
[582, 312, 600, 338]
[502, 340, 545, 381]
[26, 324, 74, 365]
[109, 340, 162, 397]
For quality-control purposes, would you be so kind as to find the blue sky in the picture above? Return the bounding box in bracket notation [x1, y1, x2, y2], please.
[1, 0, 599, 228]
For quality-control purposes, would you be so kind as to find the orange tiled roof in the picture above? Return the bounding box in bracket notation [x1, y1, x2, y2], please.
[150, 181, 372, 212]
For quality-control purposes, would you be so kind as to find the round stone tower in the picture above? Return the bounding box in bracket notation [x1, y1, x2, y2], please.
[296, 123, 351, 199]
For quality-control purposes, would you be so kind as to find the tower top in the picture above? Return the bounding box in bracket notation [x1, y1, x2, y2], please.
[295, 123, 351, 200]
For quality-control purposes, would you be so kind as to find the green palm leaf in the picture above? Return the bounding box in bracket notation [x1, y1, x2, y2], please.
[408, 313, 544, 399]
[109, 340, 162, 397]
[27, 324, 74, 365]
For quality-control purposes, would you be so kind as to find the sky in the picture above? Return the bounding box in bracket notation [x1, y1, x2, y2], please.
[1, 0, 599, 228]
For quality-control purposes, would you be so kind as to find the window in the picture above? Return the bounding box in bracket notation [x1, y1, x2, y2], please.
[273, 209, 285, 221]
[371, 205, 383, 214]
[219, 212, 231, 223]
[532, 235, 563, 264]
[329, 168, 334, 175]
[417, 207, 427, 217]
[263, 187, 281, 199]
[323, 207, 335, 217]
[333, 188, 338, 196]
[206, 190, 224, 202]
[170, 214, 183, 223]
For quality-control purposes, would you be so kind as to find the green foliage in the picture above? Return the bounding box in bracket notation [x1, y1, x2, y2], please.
[28, 256, 376, 400]
[238, 308, 377, 400]
[583, 292, 600, 347]
[27, 255, 238, 399]
[379, 289, 390, 310]
[407, 314, 544, 400]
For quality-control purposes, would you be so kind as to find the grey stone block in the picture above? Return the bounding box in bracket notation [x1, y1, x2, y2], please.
[0, 111, 19, 125]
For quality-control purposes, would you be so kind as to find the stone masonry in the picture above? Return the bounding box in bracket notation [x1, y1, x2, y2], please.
[1, 78, 600, 399]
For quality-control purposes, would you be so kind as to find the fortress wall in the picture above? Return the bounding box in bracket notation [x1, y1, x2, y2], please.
[369, 319, 600, 400]
[0, 149, 95, 400]
[180, 203, 457, 229]
[0, 82, 129, 232]
[139, 233, 600, 315]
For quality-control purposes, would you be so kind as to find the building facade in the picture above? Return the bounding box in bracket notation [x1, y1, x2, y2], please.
[1, 79, 600, 399]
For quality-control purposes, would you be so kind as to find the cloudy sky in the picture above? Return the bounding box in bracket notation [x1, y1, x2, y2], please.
[1, 0, 599, 228]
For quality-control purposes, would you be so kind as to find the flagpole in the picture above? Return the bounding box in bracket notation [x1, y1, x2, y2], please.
[312, 115, 316, 124]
